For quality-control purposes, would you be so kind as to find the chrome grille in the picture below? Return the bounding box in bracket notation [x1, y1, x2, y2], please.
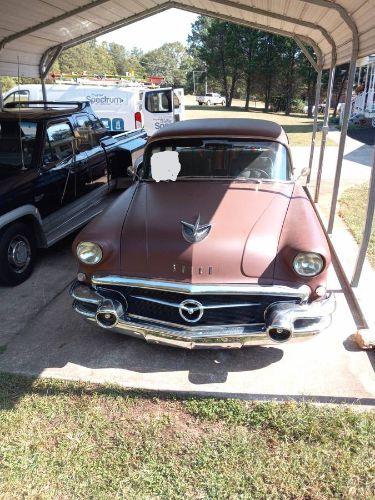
[96, 286, 301, 327]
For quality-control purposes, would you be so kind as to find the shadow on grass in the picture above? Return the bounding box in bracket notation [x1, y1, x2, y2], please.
[1, 372, 374, 412]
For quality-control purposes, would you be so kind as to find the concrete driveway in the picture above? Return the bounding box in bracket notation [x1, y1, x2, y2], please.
[0, 234, 374, 405]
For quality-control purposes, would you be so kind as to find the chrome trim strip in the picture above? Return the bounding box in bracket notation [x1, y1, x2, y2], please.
[131, 294, 261, 310]
[70, 282, 102, 305]
[127, 313, 264, 332]
[92, 276, 310, 300]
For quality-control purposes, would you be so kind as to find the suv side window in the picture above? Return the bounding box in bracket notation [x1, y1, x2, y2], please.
[44, 121, 74, 163]
[76, 114, 99, 150]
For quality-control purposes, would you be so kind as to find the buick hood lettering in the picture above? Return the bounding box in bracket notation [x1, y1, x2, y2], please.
[181, 214, 211, 243]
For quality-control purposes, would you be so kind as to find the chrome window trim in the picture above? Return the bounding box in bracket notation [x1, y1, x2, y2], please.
[92, 276, 310, 301]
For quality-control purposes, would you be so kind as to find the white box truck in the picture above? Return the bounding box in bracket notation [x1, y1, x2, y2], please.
[2, 83, 185, 136]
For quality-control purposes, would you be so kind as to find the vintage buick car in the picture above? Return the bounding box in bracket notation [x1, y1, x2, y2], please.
[70, 118, 335, 349]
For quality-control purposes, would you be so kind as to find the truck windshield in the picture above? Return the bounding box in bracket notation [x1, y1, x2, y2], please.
[0, 120, 37, 173]
[145, 139, 291, 182]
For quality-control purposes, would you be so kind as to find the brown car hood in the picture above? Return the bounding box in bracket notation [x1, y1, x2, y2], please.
[120, 180, 294, 283]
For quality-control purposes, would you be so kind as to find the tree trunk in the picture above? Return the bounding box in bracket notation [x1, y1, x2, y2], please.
[218, 31, 230, 105]
[264, 76, 272, 112]
[227, 67, 238, 107]
[245, 74, 251, 110]
[263, 36, 273, 113]
[284, 50, 296, 116]
[244, 45, 254, 111]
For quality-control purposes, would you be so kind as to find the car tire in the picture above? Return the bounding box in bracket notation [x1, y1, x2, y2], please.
[0, 222, 36, 286]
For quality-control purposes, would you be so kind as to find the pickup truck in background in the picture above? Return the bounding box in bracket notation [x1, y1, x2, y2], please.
[196, 93, 226, 106]
[0, 100, 147, 285]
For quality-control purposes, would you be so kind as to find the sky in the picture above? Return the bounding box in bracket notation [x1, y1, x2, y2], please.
[97, 9, 198, 53]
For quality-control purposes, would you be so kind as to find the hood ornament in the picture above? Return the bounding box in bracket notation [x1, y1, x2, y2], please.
[181, 214, 211, 243]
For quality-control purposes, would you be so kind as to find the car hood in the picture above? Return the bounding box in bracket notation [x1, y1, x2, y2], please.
[120, 180, 294, 283]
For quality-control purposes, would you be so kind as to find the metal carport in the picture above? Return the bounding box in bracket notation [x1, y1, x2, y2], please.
[0, 0, 374, 342]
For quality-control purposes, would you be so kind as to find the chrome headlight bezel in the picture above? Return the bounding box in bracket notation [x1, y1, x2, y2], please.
[76, 242, 103, 265]
[293, 252, 324, 277]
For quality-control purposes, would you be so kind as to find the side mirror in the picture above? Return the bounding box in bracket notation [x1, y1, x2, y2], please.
[127, 165, 136, 179]
[295, 166, 309, 180]
[127, 156, 144, 180]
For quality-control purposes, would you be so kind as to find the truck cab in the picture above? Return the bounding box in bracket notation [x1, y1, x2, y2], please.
[0, 100, 146, 285]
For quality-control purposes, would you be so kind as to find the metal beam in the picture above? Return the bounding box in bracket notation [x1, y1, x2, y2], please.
[306, 65, 323, 183]
[293, 37, 318, 72]
[204, 0, 337, 57]
[39, 45, 62, 79]
[351, 147, 375, 286]
[314, 61, 336, 202]
[327, 33, 360, 233]
[37, 3, 172, 76]
[42, 1, 324, 80]
[53, 3, 171, 51]
[173, 3, 322, 63]
[0, 0, 111, 50]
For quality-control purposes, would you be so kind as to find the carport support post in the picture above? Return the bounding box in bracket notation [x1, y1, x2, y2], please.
[314, 62, 336, 202]
[307, 66, 323, 183]
[351, 148, 375, 286]
[293, 36, 321, 184]
[41, 78, 47, 101]
[327, 54, 358, 234]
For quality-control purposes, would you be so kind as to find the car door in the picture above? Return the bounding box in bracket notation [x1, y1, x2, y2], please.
[142, 89, 174, 135]
[74, 113, 109, 193]
[36, 120, 87, 215]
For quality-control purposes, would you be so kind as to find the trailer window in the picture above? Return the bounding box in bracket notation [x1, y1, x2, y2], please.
[145, 90, 172, 113]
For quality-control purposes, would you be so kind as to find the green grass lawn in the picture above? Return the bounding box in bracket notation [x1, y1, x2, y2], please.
[0, 373, 374, 498]
[186, 103, 337, 148]
[339, 183, 375, 266]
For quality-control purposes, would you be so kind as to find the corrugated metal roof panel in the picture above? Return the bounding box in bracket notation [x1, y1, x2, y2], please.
[1, 0, 375, 77]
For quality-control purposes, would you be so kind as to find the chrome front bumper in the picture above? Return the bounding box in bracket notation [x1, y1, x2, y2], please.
[70, 280, 335, 349]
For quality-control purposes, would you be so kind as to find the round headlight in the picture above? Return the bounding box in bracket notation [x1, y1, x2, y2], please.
[76, 242, 103, 265]
[293, 252, 324, 277]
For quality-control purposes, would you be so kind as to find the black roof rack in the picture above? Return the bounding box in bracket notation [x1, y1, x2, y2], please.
[3, 100, 90, 111]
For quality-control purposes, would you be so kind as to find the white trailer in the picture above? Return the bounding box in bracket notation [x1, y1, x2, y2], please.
[2, 83, 185, 136]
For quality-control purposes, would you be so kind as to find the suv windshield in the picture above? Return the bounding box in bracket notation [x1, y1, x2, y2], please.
[145, 138, 291, 182]
[0, 119, 37, 174]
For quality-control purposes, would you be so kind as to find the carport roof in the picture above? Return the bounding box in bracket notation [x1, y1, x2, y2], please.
[0, 0, 374, 77]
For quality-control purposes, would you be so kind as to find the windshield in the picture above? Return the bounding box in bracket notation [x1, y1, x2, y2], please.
[145, 138, 292, 182]
[0, 120, 37, 174]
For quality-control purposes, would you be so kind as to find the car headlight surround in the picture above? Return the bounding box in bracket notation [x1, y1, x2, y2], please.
[293, 252, 324, 277]
[76, 242, 103, 265]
